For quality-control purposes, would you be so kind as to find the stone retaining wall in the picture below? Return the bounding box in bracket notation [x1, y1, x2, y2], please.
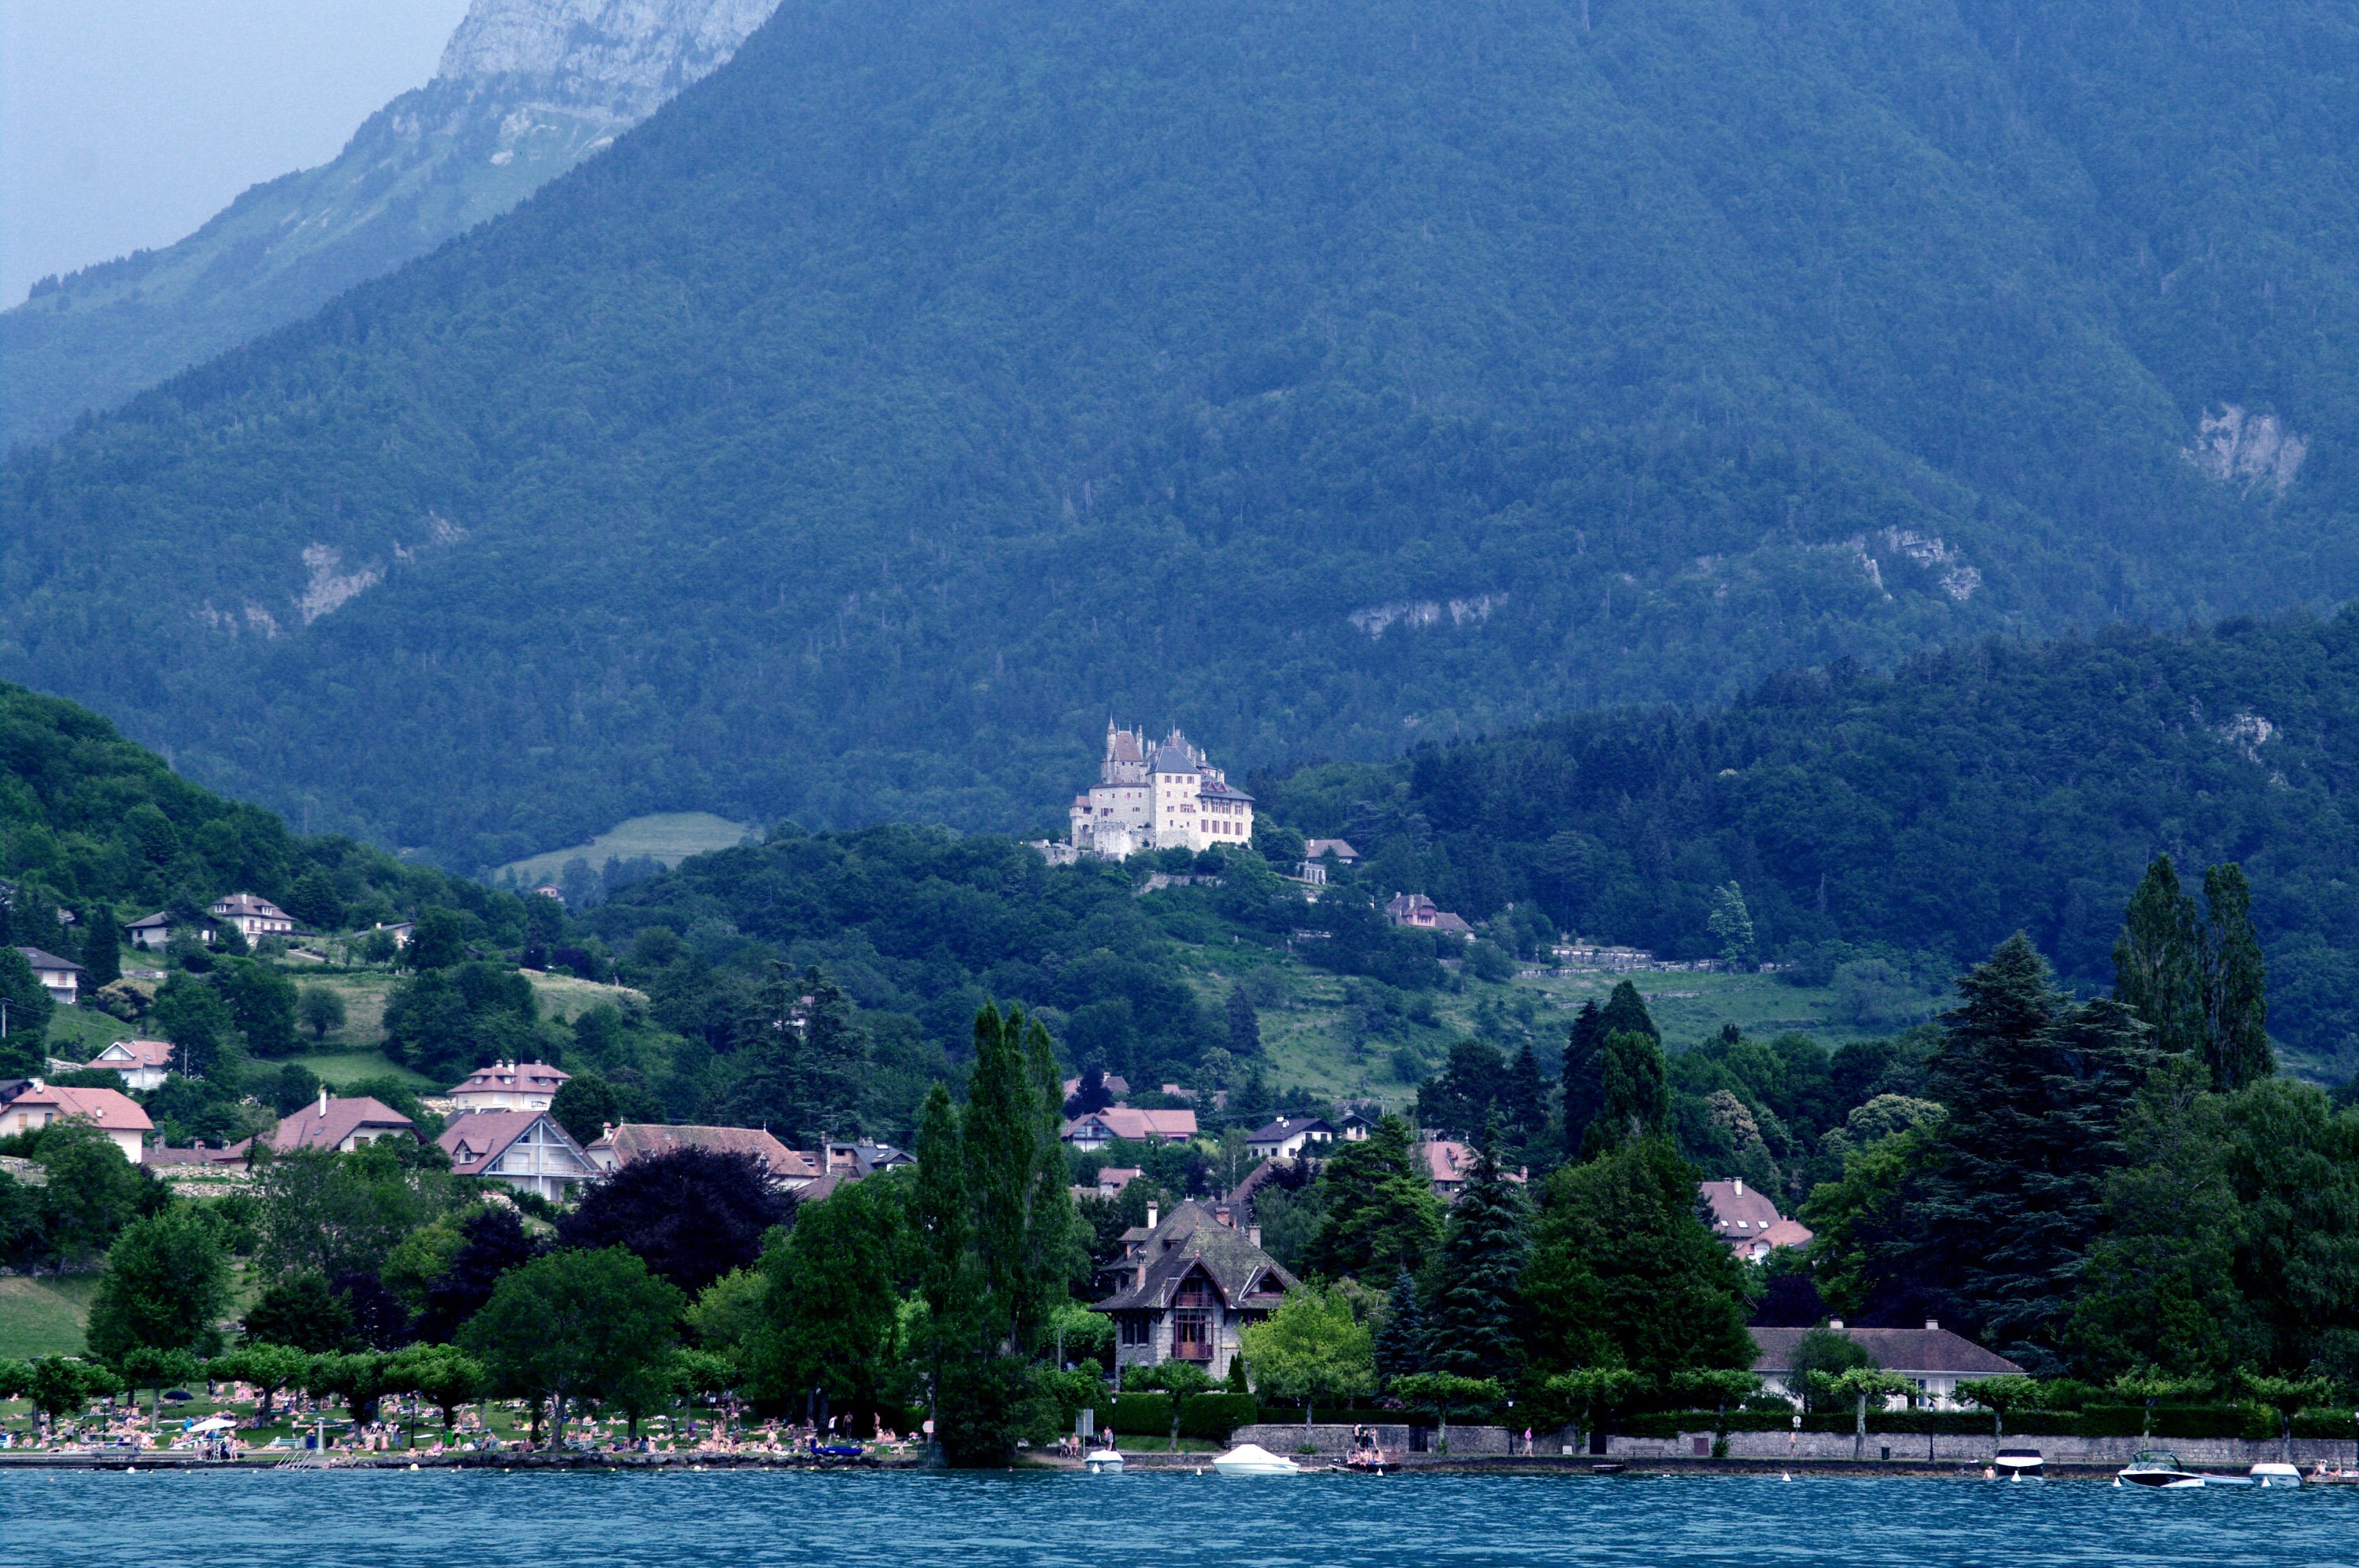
[1228, 1423, 1531, 1457]
[1605, 1428, 2354, 1468]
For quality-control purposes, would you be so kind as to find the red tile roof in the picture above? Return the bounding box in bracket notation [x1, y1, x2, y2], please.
[260, 1096, 416, 1153]
[448, 1060, 571, 1098]
[592, 1122, 816, 1180]
[11, 1083, 151, 1133]
[438, 1109, 572, 1174]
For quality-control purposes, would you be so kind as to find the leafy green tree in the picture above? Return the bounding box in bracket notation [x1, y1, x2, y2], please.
[384, 1342, 485, 1434]
[285, 869, 345, 933]
[250, 1142, 460, 1283]
[150, 974, 231, 1078]
[1818, 1367, 1911, 1457]
[1302, 1113, 1442, 1280]
[403, 909, 467, 972]
[84, 1206, 231, 1365]
[1954, 1374, 2045, 1439]
[547, 1071, 620, 1147]
[2240, 1371, 2331, 1463]
[1391, 1370, 1501, 1454]
[1596, 1029, 1670, 1149]
[722, 966, 870, 1148]
[2110, 1368, 2212, 1439]
[216, 958, 299, 1057]
[307, 1349, 395, 1425]
[460, 1246, 685, 1443]
[1784, 1327, 1869, 1410]
[1372, 1267, 1425, 1383]
[1521, 1137, 1754, 1384]
[242, 1273, 354, 1352]
[0, 943, 53, 1070]
[1599, 981, 1658, 1044]
[751, 1174, 907, 1435]
[2067, 1054, 2257, 1379]
[25, 1358, 119, 1425]
[25, 1120, 161, 1262]
[2214, 1076, 2359, 1374]
[209, 1341, 308, 1421]
[1416, 1039, 1506, 1138]
[556, 1145, 791, 1296]
[0, 1359, 29, 1399]
[1225, 987, 1261, 1058]
[1707, 882, 1756, 968]
[1239, 1286, 1375, 1428]
[1542, 1365, 1644, 1452]
[1421, 1131, 1529, 1380]
[119, 1346, 204, 1423]
[297, 985, 347, 1041]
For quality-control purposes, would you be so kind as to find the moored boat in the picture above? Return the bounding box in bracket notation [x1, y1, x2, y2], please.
[1212, 1443, 1301, 1475]
[2120, 1450, 2206, 1488]
[1993, 1448, 2043, 1477]
[2251, 1462, 2302, 1487]
[1083, 1447, 1124, 1474]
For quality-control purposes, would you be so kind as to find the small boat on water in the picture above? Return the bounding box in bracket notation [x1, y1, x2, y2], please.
[2120, 1450, 2207, 1488]
[1212, 1443, 1301, 1476]
[1993, 1449, 2044, 1477]
[2251, 1463, 2302, 1487]
[1083, 1448, 1124, 1474]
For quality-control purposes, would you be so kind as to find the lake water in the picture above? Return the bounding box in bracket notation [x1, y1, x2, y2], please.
[0, 1468, 2348, 1566]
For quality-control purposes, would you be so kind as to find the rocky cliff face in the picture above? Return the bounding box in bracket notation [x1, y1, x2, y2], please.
[0, 0, 778, 451]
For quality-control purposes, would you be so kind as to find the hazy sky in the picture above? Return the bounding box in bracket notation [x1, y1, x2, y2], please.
[2, 0, 472, 305]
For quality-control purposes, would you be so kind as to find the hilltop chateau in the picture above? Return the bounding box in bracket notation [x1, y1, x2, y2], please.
[1065, 724, 1255, 858]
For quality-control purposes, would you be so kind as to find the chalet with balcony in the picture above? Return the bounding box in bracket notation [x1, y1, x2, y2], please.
[1093, 1200, 1294, 1382]
[439, 1109, 597, 1203]
[16, 947, 84, 1006]
[1061, 1106, 1198, 1150]
[208, 893, 296, 942]
[1245, 1116, 1335, 1162]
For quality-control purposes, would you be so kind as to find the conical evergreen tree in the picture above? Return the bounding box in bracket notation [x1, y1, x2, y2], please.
[1501, 1043, 1547, 1150]
[1594, 1030, 1669, 1152]
[1373, 1267, 1425, 1382]
[1888, 934, 2157, 1367]
[2113, 855, 2205, 1057]
[1422, 1127, 1531, 1379]
[79, 905, 120, 989]
[2201, 863, 2274, 1091]
[1225, 986, 1262, 1057]
[1599, 979, 1658, 1041]
[1561, 1000, 1605, 1156]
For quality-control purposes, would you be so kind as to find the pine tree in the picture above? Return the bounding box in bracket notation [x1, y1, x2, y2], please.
[1894, 935, 2156, 1367]
[79, 905, 120, 989]
[1561, 1000, 1605, 1156]
[1225, 987, 1262, 1057]
[1501, 1043, 1547, 1150]
[1303, 1113, 1444, 1279]
[1596, 1030, 1669, 1150]
[2113, 855, 2205, 1056]
[1600, 979, 1658, 1041]
[2201, 864, 2274, 1091]
[1422, 1130, 1530, 1380]
[1372, 1267, 1425, 1382]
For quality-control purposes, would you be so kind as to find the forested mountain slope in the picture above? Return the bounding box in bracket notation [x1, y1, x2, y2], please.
[1264, 610, 2359, 1073]
[7, 0, 2359, 868]
[0, 0, 776, 449]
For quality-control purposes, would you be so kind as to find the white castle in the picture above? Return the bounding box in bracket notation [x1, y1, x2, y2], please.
[1067, 723, 1256, 858]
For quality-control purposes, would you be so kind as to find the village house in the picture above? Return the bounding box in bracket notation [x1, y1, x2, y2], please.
[1337, 1111, 1374, 1142]
[447, 1059, 571, 1112]
[438, 1109, 598, 1202]
[821, 1139, 914, 1178]
[1751, 1322, 2025, 1411]
[1061, 1106, 1198, 1150]
[1245, 1115, 1335, 1162]
[1093, 1200, 1294, 1382]
[1699, 1178, 1814, 1261]
[87, 1039, 174, 1093]
[1386, 893, 1474, 938]
[0, 1081, 153, 1160]
[1076, 1165, 1143, 1202]
[125, 909, 212, 950]
[587, 1122, 819, 1189]
[1302, 838, 1360, 866]
[247, 1091, 420, 1156]
[1418, 1138, 1527, 1201]
[15, 947, 84, 1006]
[209, 892, 296, 942]
[1066, 724, 1256, 859]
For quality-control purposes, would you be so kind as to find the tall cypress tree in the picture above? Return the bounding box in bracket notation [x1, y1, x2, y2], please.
[1599, 979, 1658, 1042]
[1422, 1129, 1531, 1379]
[1225, 987, 1262, 1057]
[961, 1003, 1038, 1348]
[2114, 855, 2206, 1056]
[80, 905, 120, 989]
[1561, 1000, 1605, 1156]
[1501, 1043, 1547, 1151]
[1596, 1031, 1669, 1151]
[1373, 1267, 1426, 1382]
[2201, 864, 2273, 1091]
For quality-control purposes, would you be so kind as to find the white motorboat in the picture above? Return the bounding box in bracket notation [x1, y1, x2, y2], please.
[1083, 1447, 1124, 1474]
[1993, 1448, 2043, 1476]
[2251, 1462, 2303, 1487]
[1212, 1442, 1301, 1475]
[2120, 1450, 2207, 1488]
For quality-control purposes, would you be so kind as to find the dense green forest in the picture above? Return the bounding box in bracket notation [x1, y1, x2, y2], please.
[6, 0, 2359, 867]
[1259, 610, 2359, 1075]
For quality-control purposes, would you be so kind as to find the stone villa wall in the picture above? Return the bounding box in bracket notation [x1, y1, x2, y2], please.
[1607, 1428, 2354, 1468]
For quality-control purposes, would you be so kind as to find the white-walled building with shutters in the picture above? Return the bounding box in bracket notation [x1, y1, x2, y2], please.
[438, 1109, 597, 1202]
[1067, 724, 1254, 858]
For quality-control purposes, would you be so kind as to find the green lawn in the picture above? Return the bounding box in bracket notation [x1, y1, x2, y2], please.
[524, 971, 649, 1025]
[0, 1274, 100, 1358]
[495, 811, 757, 887]
[42, 1004, 135, 1062]
[286, 1051, 437, 1091]
[1172, 946, 1912, 1110]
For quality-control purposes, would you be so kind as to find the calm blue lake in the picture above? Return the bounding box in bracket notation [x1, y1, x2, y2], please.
[0, 1468, 2346, 1566]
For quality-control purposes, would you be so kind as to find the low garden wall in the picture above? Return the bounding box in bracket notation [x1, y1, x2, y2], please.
[1604, 1428, 2356, 1468]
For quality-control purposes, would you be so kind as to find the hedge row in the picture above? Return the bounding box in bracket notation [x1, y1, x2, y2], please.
[1091, 1392, 1260, 1439]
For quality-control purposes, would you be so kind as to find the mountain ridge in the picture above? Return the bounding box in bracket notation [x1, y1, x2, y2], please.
[5, 0, 2359, 866]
